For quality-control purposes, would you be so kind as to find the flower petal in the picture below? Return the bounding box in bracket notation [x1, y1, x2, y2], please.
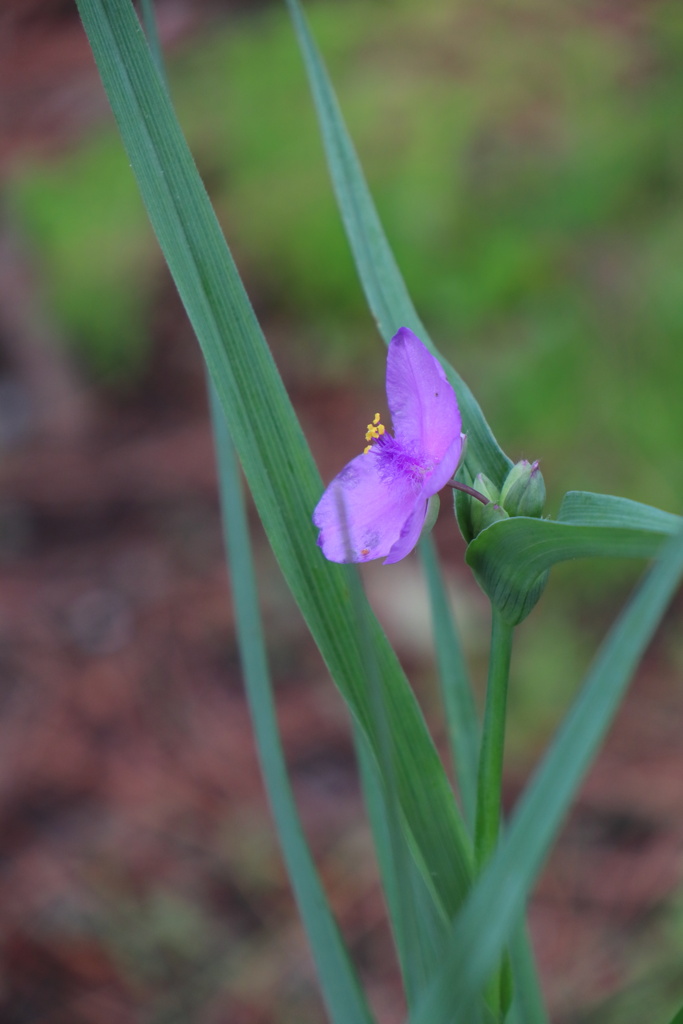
[384, 500, 429, 564]
[419, 431, 466, 498]
[386, 327, 462, 463]
[313, 451, 420, 563]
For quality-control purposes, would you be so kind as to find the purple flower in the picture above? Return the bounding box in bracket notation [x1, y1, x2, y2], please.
[313, 327, 465, 564]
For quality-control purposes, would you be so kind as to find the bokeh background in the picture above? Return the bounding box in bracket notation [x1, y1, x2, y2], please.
[2, 0, 683, 1021]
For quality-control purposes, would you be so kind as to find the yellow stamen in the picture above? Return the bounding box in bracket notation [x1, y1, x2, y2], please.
[363, 413, 386, 450]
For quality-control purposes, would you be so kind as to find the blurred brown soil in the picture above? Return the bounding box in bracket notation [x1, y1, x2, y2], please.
[1, 4, 683, 1024]
[0, 276, 396, 1022]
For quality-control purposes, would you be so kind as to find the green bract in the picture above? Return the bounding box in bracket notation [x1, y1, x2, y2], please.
[467, 491, 683, 625]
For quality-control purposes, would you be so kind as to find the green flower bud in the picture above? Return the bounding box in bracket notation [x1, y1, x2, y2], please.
[473, 472, 500, 505]
[469, 474, 505, 536]
[499, 460, 545, 518]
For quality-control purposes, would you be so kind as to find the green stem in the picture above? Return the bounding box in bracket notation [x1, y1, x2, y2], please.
[475, 608, 514, 868]
[475, 607, 514, 1020]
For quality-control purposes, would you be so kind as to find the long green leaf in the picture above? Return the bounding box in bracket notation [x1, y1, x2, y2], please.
[666, 1007, 683, 1024]
[138, 0, 165, 82]
[142, 5, 371, 1010]
[211, 390, 376, 1024]
[76, 0, 472, 921]
[339, 511, 445, 1005]
[284, 0, 511, 488]
[409, 524, 683, 1023]
[559, 491, 683, 531]
[467, 502, 681, 625]
[355, 731, 449, 1007]
[507, 921, 549, 1024]
[419, 535, 480, 829]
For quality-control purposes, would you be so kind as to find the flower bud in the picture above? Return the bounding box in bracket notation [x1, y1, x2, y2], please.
[473, 472, 500, 505]
[469, 473, 506, 536]
[499, 460, 545, 518]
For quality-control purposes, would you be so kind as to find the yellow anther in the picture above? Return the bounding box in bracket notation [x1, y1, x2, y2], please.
[363, 413, 385, 450]
[363, 444, 372, 454]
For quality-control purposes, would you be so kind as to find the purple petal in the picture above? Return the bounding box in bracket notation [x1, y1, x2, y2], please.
[386, 327, 462, 463]
[384, 500, 429, 564]
[420, 431, 466, 498]
[313, 451, 420, 563]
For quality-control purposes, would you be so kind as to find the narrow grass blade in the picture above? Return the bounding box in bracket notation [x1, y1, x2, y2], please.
[336, 486, 443, 1005]
[666, 1007, 683, 1024]
[141, 7, 375, 1013]
[408, 525, 683, 1023]
[284, 0, 511, 488]
[211, 389, 376, 1024]
[137, 0, 166, 83]
[419, 535, 479, 830]
[507, 922, 549, 1024]
[76, 0, 473, 924]
[355, 724, 448, 1007]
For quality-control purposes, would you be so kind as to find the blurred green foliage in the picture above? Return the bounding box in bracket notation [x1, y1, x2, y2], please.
[10, 135, 153, 383]
[8, 0, 683, 509]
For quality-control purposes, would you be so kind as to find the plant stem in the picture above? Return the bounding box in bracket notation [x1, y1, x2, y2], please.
[475, 608, 514, 867]
[475, 607, 515, 1019]
[447, 479, 491, 505]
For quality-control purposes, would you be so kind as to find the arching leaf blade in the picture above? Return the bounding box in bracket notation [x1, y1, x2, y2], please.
[559, 491, 682, 532]
[284, 0, 511, 487]
[75, 0, 474, 925]
[467, 513, 680, 626]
